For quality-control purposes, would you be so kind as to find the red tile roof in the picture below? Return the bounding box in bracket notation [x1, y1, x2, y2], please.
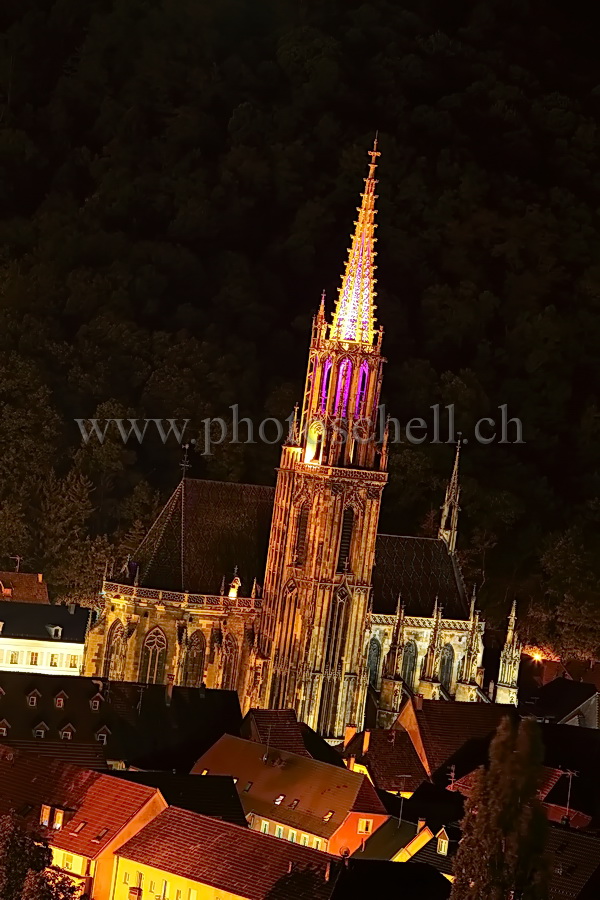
[0, 744, 160, 858]
[242, 708, 311, 757]
[0, 572, 49, 604]
[118, 806, 340, 900]
[341, 729, 427, 793]
[192, 735, 386, 838]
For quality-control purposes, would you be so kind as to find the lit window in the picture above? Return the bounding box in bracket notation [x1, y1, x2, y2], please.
[300, 834, 309, 846]
[314, 838, 322, 850]
[69, 655, 78, 669]
[53, 809, 64, 830]
[274, 794, 285, 805]
[261, 821, 269, 834]
[0, 726, 6, 737]
[9, 652, 18, 665]
[60, 730, 72, 741]
[50, 654, 58, 667]
[91, 699, 100, 711]
[63, 853, 73, 871]
[358, 818, 372, 834]
[275, 825, 284, 839]
[123, 872, 130, 884]
[176, 891, 182, 900]
[40, 805, 51, 826]
[29, 652, 38, 666]
[162, 881, 169, 898]
[55, 697, 65, 709]
[323, 810, 334, 822]
[243, 781, 253, 792]
[201, 769, 209, 776]
[51, 627, 62, 640]
[96, 732, 107, 745]
[189, 891, 197, 900]
[437, 837, 449, 856]
[149, 883, 155, 894]
[289, 799, 299, 809]
[27, 695, 37, 708]
[288, 830, 296, 843]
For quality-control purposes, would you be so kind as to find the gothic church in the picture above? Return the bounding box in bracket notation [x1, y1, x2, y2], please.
[84, 144, 521, 740]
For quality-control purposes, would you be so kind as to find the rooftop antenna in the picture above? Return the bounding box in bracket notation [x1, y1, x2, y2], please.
[180, 442, 191, 478]
[9, 556, 23, 573]
[448, 764, 456, 790]
[564, 769, 578, 823]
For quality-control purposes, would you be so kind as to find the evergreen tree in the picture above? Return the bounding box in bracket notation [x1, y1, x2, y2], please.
[21, 869, 80, 900]
[0, 811, 50, 900]
[451, 717, 548, 900]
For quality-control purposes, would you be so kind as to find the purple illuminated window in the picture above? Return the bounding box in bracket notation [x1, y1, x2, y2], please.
[335, 359, 352, 417]
[355, 362, 369, 416]
[320, 358, 332, 412]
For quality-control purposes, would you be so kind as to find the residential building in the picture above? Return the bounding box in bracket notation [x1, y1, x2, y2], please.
[340, 726, 427, 795]
[113, 805, 341, 900]
[241, 707, 346, 767]
[0, 602, 90, 675]
[0, 744, 166, 899]
[191, 734, 388, 855]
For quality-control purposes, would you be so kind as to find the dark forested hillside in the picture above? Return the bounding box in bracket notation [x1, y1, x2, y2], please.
[1, 0, 600, 654]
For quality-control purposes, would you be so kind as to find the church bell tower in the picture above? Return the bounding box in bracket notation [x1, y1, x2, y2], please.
[259, 142, 388, 738]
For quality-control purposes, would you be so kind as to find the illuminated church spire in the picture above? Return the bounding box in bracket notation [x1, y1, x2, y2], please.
[330, 139, 380, 345]
[439, 440, 461, 553]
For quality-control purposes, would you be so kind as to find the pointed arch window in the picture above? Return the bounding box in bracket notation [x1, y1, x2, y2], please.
[103, 621, 126, 680]
[336, 507, 355, 573]
[294, 504, 309, 566]
[305, 422, 324, 464]
[367, 638, 382, 688]
[355, 362, 369, 417]
[320, 358, 333, 412]
[139, 628, 167, 685]
[440, 644, 455, 692]
[401, 640, 417, 691]
[184, 630, 206, 687]
[334, 359, 352, 418]
[221, 634, 238, 690]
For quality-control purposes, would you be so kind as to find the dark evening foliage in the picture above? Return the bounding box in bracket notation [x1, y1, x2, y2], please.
[1, 0, 600, 650]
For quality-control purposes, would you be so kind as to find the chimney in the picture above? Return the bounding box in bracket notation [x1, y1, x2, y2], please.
[347, 755, 356, 771]
[165, 674, 174, 707]
[343, 724, 357, 748]
[68, 604, 75, 615]
[415, 694, 423, 711]
[417, 817, 426, 832]
[287, 860, 293, 874]
[324, 861, 331, 882]
[362, 730, 371, 754]
[37, 573, 43, 584]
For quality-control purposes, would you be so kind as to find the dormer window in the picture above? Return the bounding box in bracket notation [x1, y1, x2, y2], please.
[323, 810, 334, 822]
[40, 805, 51, 826]
[274, 794, 285, 806]
[53, 809, 64, 830]
[27, 692, 40, 708]
[55, 692, 68, 709]
[49, 626, 63, 640]
[90, 694, 103, 712]
[33, 722, 48, 739]
[0, 720, 9, 737]
[95, 726, 111, 745]
[437, 830, 449, 856]
[60, 725, 75, 741]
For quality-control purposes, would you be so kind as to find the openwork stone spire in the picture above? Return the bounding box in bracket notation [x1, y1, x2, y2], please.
[329, 139, 380, 345]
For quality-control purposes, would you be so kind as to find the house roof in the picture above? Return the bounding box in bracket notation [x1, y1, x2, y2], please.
[340, 728, 427, 793]
[400, 698, 516, 778]
[0, 671, 242, 771]
[524, 677, 598, 724]
[242, 709, 311, 758]
[0, 572, 49, 604]
[331, 858, 451, 899]
[547, 826, 600, 899]
[191, 735, 387, 839]
[354, 817, 418, 860]
[132, 478, 275, 595]
[0, 602, 90, 643]
[111, 772, 247, 827]
[372, 535, 469, 617]
[118, 805, 340, 900]
[407, 823, 461, 877]
[0, 744, 159, 859]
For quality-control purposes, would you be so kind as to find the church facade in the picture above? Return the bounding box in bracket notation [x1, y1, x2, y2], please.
[84, 145, 521, 739]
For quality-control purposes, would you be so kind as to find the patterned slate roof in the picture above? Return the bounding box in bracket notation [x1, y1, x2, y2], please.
[118, 805, 340, 900]
[0, 601, 90, 642]
[134, 478, 275, 595]
[191, 734, 386, 839]
[372, 535, 469, 618]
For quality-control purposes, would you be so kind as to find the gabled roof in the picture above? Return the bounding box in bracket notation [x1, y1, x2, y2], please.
[112, 772, 247, 828]
[372, 535, 469, 618]
[331, 858, 451, 899]
[407, 823, 460, 877]
[0, 671, 242, 771]
[242, 708, 311, 757]
[132, 478, 275, 595]
[0, 602, 90, 643]
[524, 677, 598, 724]
[191, 735, 387, 839]
[547, 826, 600, 899]
[0, 572, 49, 604]
[0, 744, 160, 859]
[340, 728, 427, 793]
[397, 698, 516, 778]
[118, 805, 340, 900]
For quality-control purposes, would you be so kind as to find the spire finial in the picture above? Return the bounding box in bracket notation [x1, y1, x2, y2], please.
[439, 438, 461, 554]
[330, 140, 380, 346]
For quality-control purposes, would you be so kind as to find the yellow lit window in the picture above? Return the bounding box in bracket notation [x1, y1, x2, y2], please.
[358, 818, 372, 834]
